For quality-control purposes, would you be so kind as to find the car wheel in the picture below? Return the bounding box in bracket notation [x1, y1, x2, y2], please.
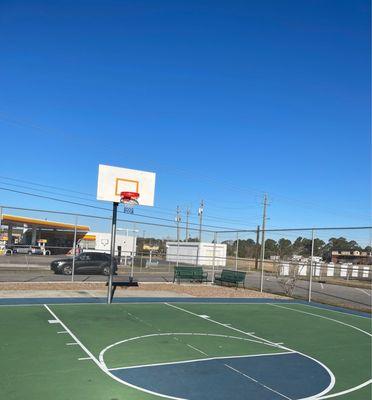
[62, 265, 72, 275]
[102, 266, 110, 276]
[44, 250, 51, 256]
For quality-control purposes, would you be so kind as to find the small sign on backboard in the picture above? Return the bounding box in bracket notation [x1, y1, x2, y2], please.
[97, 164, 156, 206]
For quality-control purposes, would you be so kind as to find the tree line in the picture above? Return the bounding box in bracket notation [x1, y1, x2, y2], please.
[224, 236, 371, 260]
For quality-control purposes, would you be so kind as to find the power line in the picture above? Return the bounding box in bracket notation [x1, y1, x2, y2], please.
[0, 205, 212, 232]
[0, 175, 261, 228]
[0, 180, 97, 203]
[0, 186, 251, 231]
[0, 175, 93, 197]
[1, 111, 369, 220]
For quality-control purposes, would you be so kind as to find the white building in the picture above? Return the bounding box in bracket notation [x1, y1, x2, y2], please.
[166, 242, 227, 267]
[79, 231, 137, 257]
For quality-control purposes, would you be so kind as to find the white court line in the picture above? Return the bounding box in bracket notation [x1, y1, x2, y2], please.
[269, 303, 372, 399]
[99, 332, 272, 362]
[291, 303, 371, 319]
[43, 305, 188, 400]
[269, 304, 372, 338]
[164, 303, 335, 400]
[187, 344, 208, 356]
[100, 332, 280, 370]
[44, 305, 105, 366]
[356, 288, 371, 297]
[66, 342, 79, 346]
[108, 351, 294, 371]
[224, 364, 292, 400]
[48, 319, 59, 324]
[57, 331, 68, 334]
[164, 303, 285, 350]
[78, 357, 92, 361]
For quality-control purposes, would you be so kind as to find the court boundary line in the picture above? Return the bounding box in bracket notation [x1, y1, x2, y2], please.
[291, 302, 371, 319]
[268, 303, 372, 399]
[269, 304, 372, 338]
[164, 302, 335, 400]
[1, 299, 370, 319]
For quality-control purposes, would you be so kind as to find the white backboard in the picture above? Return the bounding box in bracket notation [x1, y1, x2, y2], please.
[97, 164, 156, 206]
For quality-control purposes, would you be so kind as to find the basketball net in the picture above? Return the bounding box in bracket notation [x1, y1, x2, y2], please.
[120, 191, 139, 214]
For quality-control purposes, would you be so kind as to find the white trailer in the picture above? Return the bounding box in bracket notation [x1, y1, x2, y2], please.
[166, 242, 227, 267]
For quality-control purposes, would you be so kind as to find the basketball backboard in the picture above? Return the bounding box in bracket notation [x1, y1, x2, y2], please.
[97, 164, 156, 206]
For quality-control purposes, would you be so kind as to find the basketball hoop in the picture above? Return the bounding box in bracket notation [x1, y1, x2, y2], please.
[120, 191, 139, 214]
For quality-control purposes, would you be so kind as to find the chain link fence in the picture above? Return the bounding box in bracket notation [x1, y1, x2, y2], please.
[0, 205, 371, 311]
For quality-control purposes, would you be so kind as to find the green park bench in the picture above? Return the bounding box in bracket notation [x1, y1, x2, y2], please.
[214, 269, 246, 288]
[173, 266, 208, 284]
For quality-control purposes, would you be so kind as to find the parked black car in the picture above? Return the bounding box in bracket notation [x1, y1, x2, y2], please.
[50, 252, 117, 275]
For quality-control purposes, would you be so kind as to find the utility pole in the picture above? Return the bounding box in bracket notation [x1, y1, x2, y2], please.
[176, 206, 181, 242]
[196, 200, 204, 267]
[185, 208, 190, 242]
[198, 200, 204, 242]
[175, 206, 181, 267]
[259, 194, 268, 292]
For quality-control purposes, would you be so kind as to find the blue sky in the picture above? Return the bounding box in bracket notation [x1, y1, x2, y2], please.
[0, 0, 370, 236]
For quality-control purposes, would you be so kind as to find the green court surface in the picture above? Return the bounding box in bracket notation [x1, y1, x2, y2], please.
[0, 301, 371, 400]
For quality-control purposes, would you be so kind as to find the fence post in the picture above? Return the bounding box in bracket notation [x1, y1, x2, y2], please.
[308, 229, 315, 302]
[235, 232, 239, 271]
[130, 223, 136, 280]
[259, 229, 267, 292]
[71, 215, 78, 282]
[255, 225, 260, 270]
[212, 232, 217, 283]
[176, 207, 180, 267]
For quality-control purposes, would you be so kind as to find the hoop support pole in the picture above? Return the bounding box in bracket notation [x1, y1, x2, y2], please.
[107, 202, 118, 304]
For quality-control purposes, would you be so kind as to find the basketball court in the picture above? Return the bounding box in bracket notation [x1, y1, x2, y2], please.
[1, 167, 370, 399]
[1, 298, 370, 399]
